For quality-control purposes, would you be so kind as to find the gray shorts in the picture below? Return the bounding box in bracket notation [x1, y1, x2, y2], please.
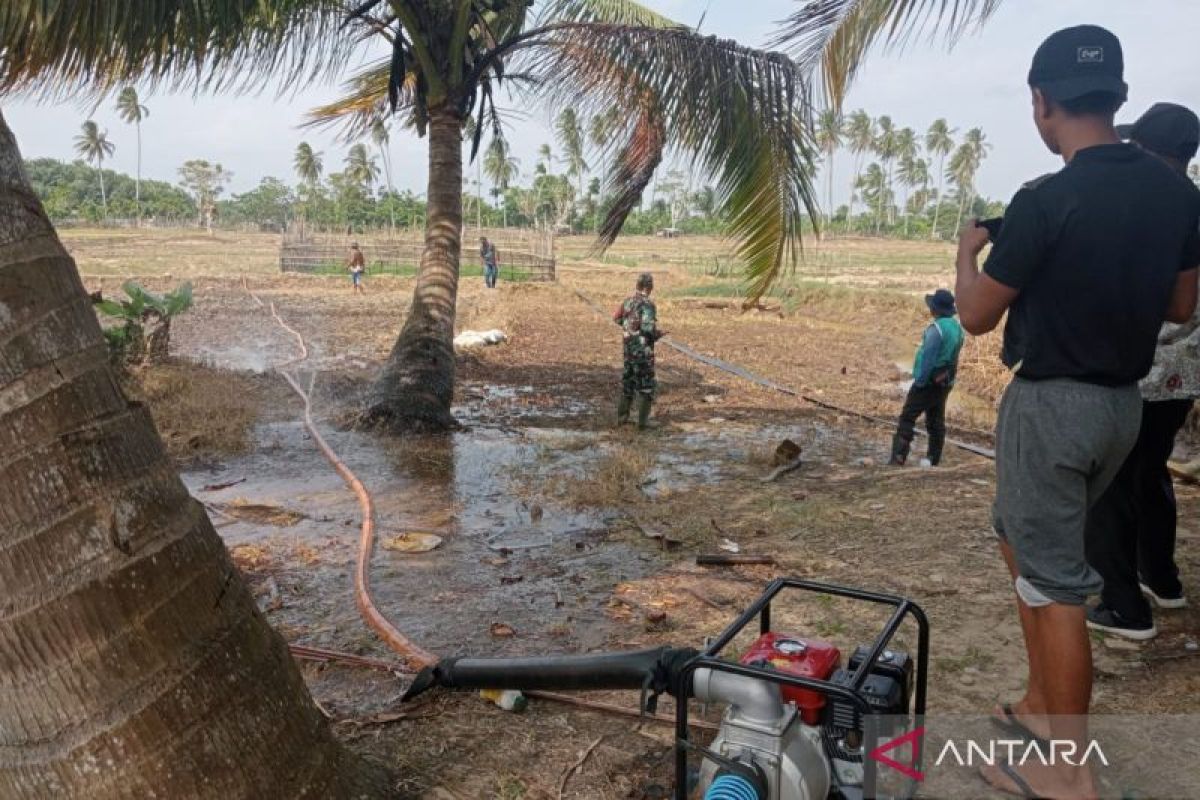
[993, 378, 1141, 606]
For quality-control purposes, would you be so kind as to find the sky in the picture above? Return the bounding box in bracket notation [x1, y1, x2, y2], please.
[5, 0, 1200, 210]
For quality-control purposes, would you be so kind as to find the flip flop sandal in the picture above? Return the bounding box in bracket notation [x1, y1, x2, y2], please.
[981, 762, 1050, 799]
[990, 703, 1051, 748]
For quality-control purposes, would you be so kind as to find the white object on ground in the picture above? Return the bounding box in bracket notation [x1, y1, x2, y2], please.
[454, 329, 508, 350]
[719, 539, 741, 554]
[919, 458, 933, 468]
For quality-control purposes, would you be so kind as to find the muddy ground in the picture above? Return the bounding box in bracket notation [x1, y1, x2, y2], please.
[86, 253, 1200, 799]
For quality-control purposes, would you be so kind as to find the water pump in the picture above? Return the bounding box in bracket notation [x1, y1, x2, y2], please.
[403, 578, 928, 800]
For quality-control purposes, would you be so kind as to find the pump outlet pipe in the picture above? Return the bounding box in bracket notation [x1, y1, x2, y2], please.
[403, 647, 700, 701]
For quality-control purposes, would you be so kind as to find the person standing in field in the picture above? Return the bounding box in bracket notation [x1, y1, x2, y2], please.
[480, 237, 499, 289]
[614, 273, 665, 430]
[953, 26, 1200, 798]
[889, 288, 964, 467]
[1084, 102, 1200, 640]
[347, 242, 366, 294]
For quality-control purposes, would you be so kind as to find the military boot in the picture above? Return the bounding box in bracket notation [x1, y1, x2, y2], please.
[637, 394, 659, 430]
[617, 393, 633, 425]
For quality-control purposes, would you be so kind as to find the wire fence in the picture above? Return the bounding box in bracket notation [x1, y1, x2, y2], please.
[279, 226, 556, 282]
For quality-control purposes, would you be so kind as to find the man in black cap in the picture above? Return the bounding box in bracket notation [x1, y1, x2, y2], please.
[1085, 102, 1200, 641]
[889, 288, 964, 467]
[952, 24, 1200, 799]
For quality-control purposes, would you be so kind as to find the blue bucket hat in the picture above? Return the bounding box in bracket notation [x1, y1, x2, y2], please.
[925, 289, 957, 316]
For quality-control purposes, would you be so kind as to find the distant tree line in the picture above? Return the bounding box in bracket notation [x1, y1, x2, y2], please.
[815, 109, 1006, 240]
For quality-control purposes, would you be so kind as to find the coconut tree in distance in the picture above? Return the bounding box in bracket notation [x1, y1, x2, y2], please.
[843, 110, 874, 233]
[556, 107, 589, 206]
[814, 107, 843, 237]
[483, 137, 520, 228]
[370, 118, 398, 230]
[293, 141, 324, 235]
[925, 118, 956, 239]
[893, 127, 917, 225]
[897, 155, 930, 237]
[115, 87, 150, 224]
[74, 120, 115, 221]
[872, 115, 897, 232]
[344, 143, 380, 195]
[536, 142, 553, 175]
[948, 141, 978, 234]
[294, 141, 325, 186]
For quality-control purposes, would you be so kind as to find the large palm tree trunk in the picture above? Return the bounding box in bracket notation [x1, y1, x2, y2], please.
[362, 109, 462, 433]
[0, 112, 385, 799]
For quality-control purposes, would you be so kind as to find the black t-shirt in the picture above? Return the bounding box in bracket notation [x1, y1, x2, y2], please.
[984, 143, 1200, 386]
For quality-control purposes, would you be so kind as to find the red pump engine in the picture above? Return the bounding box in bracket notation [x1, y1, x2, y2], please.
[739, 633, 841, 724]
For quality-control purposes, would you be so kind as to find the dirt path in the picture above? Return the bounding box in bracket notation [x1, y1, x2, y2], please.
[132, 270, 1200, 799]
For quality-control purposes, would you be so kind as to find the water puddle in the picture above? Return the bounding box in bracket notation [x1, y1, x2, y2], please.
[184, 418, 651, 659]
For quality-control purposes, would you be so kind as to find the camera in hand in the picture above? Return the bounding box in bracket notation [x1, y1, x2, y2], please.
[976, 217, 1003, 242]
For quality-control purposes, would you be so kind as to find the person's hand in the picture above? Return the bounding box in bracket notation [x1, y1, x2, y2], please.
[958, 219, 991, 258]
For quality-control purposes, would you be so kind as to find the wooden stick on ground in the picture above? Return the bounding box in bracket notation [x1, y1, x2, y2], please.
[558, 736, 605, 800]
[696, 554, 775, 567]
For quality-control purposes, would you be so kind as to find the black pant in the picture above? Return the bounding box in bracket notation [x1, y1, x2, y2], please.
[892, 382, 951, 464]
[1085, 398, 1192, 621]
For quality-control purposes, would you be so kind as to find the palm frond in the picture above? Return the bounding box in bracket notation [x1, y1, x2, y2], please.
[305, 58, 418, 140]
[773, 0, 1002, 106]
[528, 24, 818, 304]
[0, 0, 355, 99]
[539, 0, 683, 28]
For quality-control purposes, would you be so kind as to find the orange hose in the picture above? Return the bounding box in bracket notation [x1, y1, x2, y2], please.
[244, 283, 438, 670]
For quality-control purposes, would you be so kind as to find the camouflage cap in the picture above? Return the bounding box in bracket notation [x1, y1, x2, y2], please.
[636, 272, 654, 290]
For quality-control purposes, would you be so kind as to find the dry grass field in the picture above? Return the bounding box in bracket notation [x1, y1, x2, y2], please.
[72, 227, 1200, 798]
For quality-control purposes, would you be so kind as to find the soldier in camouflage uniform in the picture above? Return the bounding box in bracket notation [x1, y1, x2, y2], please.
[614, 273, 665, 429]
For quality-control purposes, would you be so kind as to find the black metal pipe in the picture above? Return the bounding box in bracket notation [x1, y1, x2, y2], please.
[419, 647, 696, 694]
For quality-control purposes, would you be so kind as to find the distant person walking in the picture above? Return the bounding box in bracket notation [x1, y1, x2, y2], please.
[347, 242, 365, 294]
[889, 288, 964, 467]
[480, 237, 499, 289]
[1084, 102, 1200, 640]
[614, 273, 665, 430]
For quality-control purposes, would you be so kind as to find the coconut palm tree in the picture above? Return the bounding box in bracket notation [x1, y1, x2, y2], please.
[815, 107, 843, 236]
[925, 118, 956, 239]
[948, 142, 979, 233]
[536, 143, 554, 176]
[958, 127, 992, 225]
[856, 162, 888, 222]
[115, 87, 149, 224]
[556, 107, 588, 205]
[294, 141, 324, 186]
[344, 143, 380, 195]
[843, 110, 874, 233]
[305, 1, 821, 433]
[370, 118, 397, 230]
[872, 115, 897, 232]
[483, 137, 520, 228]
[896, 155, 929, 237]
[893, 127, 917, 225]
[74, 120, 115, 221]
